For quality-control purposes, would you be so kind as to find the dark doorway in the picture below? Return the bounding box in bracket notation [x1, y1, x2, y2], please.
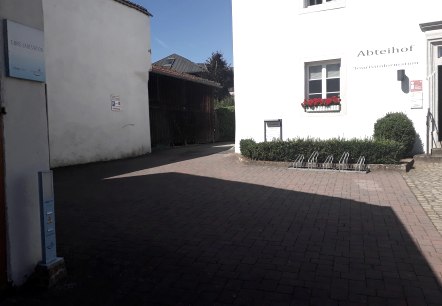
[0, 115, 6, 288]
[438, 66, 442, 141]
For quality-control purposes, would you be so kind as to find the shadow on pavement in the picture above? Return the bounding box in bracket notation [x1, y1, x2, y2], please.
[53, 142, 234, 181]
[3, 171, 442, 305]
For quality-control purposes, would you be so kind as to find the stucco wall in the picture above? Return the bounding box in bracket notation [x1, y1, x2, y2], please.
[233, 0, 442, 153]
[43, 0, 152, 167]
[0, 0, 50, 285]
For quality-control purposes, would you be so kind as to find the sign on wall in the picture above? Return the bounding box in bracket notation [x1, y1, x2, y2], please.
[264, 120, 282, 142]
[4, 20, 45, 82]
[410, 80, 423, 109]
[111, 95, 121, 111]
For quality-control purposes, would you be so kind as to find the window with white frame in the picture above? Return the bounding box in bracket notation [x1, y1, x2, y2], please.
[306, 60, 340, 99]
[306, 0, 334, 7]
[301, 0, 345, 13]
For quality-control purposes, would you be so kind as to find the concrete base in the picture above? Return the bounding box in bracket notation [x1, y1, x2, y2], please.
[32, 257, 67, 288]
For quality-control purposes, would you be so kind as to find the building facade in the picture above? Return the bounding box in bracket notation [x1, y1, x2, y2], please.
[0, 0, 152, 287]
[43, 0, 153, 167]
[232, 0, 442, 154]
[0, 0, 51, 287]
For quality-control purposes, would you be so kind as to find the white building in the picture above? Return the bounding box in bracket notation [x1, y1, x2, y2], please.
[232, 0, 442, 154]
[43, 0, 153, 167]
[0, 0, 152, 287]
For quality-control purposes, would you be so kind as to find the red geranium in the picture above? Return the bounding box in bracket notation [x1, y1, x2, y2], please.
[301, 96, 341, 110]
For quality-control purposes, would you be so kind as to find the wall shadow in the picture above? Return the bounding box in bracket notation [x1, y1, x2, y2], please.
[53, 142, 234, 181]
[4, 171, 442, 305]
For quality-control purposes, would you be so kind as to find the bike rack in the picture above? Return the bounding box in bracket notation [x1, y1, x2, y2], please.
[289, 151, 368, 173]
[322, 154, 334, 169]
[338, 152, 349, 170]
[307, 151, 319, 169]
[292, 154, 304, 168]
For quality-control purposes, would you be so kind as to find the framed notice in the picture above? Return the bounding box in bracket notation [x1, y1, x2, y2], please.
[264, 119, 282, 142]
[410, 80, 423, 109]
[4, 20, 45, 82]
[111, 95, 121, 111]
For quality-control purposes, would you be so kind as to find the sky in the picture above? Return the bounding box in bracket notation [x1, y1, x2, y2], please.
[133, 0, 233, 66]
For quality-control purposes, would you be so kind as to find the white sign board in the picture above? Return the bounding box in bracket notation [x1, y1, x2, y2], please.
[5, 20, 45, 82]
[111, 95, 121, 111]
[265, 120, 282, 141]
[410, 80, 423, 109]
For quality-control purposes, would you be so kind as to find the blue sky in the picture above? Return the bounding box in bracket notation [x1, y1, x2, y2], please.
[133, 0, 233, 66]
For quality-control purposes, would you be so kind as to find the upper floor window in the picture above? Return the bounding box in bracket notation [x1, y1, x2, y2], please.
[301, 0, 345, 13]
[306, 60, 340, 99]
[307, 0, 334, 7]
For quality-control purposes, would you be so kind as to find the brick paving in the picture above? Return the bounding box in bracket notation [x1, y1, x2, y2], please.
[402, 161, 442, 235]
[3, 143, 442, 305]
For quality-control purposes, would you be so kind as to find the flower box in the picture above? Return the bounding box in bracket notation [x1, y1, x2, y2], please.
[301, 96, 341, 113]
[305, 104, 341, 113]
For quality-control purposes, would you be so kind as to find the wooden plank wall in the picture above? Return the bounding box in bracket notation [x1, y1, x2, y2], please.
[149, 74, 215, 147]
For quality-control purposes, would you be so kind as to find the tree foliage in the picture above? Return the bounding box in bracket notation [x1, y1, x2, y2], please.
[204, 51, 234, 100]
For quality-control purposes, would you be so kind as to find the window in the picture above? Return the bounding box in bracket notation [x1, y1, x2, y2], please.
[301, 0, 345, 13]
[162, 57, 175, 68]
[306, 60, 340, 99]
[307, 0, 334, 7]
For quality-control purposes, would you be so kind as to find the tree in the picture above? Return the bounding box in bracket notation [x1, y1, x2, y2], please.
[204, 51, 233, 100]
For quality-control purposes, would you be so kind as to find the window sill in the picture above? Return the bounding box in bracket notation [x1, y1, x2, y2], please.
[304, 105, 341, 113]
[300, 0, 346, 14]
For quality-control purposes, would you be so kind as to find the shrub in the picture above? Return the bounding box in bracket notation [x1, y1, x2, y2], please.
[239, 139, 256, 158]
[239, 138, 405, 164]
[373, 112, 416, 157]
[215, 106, 235, 141]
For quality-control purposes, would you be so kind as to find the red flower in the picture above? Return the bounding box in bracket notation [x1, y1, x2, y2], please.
[301, 96, 341, 109]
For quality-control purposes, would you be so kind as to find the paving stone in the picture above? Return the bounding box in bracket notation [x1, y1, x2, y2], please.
[4, 143, 442, 305]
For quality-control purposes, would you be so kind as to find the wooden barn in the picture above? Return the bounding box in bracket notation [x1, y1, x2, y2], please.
[148, 65, 221, 147]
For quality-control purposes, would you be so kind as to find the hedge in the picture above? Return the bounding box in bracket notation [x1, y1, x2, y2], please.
[239, 138, 405, 164]
[215, 106, 235, 141]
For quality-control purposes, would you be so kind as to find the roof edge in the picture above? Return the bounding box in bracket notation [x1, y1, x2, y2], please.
[151, 65, 222, 88]
[420, 20, 442, 32]
[113, 0, 153, 17]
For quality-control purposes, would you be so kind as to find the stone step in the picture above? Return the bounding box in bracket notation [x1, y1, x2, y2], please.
[414, 154, 442, 163]
[432, 148, 442, 157]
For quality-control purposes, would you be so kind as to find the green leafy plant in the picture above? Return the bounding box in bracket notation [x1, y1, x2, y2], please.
[373, 112, 416, 157]
[239, 138, 405, 164]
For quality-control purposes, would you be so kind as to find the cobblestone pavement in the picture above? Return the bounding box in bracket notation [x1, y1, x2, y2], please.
[3, 143, 442, 305]
[402, 161, 442, 235]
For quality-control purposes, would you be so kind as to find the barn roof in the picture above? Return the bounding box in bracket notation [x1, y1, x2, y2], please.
[113, 0, 153, 17]
[151, 65, 221, 88]
[154, 54, 207, 74]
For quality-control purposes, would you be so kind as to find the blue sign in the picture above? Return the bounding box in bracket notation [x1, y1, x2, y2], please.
[5, 20, 45, 82]
[38, 171, 58, 265]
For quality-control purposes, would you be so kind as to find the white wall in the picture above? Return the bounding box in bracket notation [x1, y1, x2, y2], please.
[0, 0, 50, 285]
[233, 0, 442, 153]
[43, 0, 152, 167]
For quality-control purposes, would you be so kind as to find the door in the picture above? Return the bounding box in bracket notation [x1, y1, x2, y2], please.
[438, 65, 442, 141]
[0, 114, 6, 287]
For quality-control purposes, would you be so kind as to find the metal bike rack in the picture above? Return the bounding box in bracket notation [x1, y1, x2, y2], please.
[289, 151, 367, 173]
[338, 152, 349, 170]
[307, 151, 319, 169]
[292, 154, 304, 168]
[322, 154, 334, 169]
[354, 156, 366, 172]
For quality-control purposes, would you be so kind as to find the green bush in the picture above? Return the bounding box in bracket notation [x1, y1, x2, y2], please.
[373, 112, 416, 157]
[239, 138, 405, 164]
[215, 106, 235, 141]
